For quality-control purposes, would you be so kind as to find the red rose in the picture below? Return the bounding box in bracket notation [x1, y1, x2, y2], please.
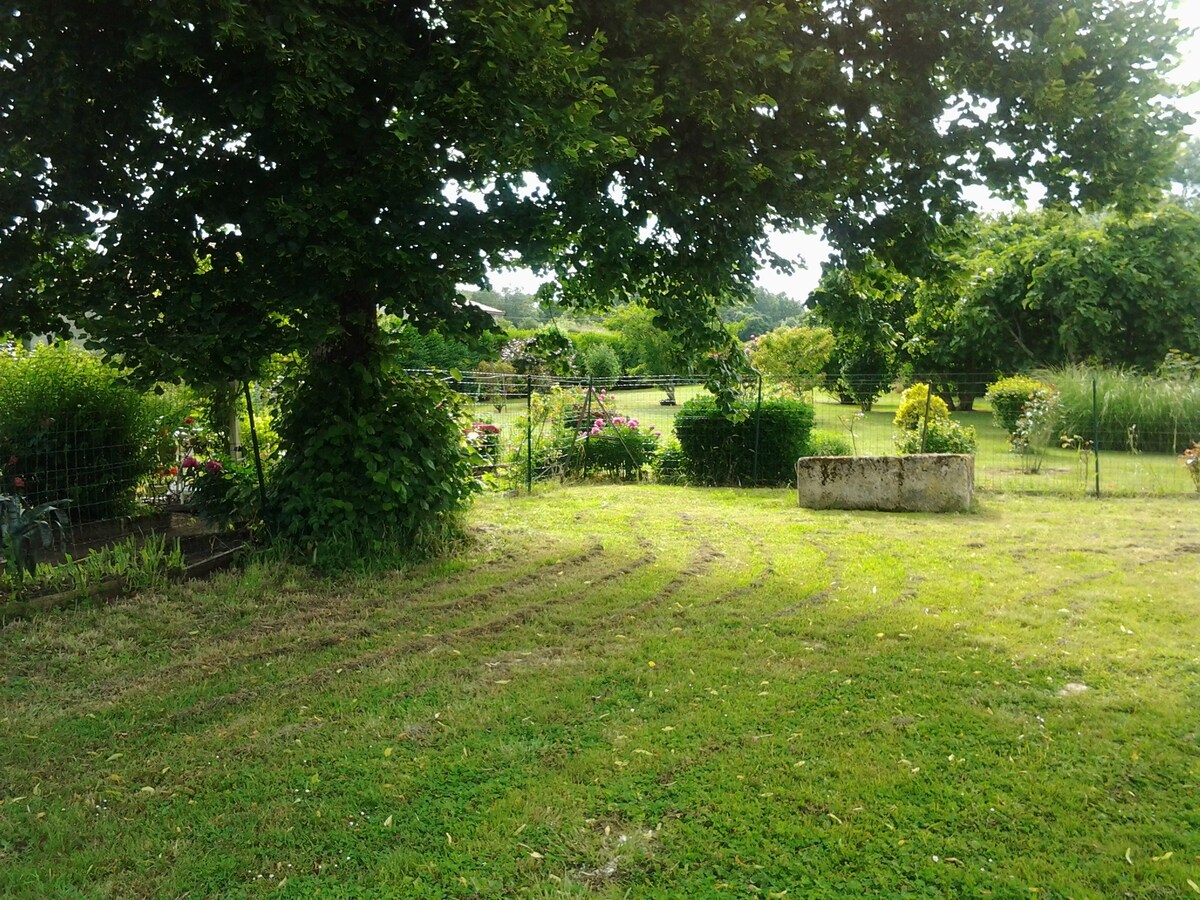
[12, 476, 25, 490]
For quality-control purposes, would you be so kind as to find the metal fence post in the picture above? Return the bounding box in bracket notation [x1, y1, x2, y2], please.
[526, 375, 534, 494]
[753, 372, 763, 486]
[583, 376, 594, 478]
[1093, 374, 1101, 497]
[242, 381, 269, 518]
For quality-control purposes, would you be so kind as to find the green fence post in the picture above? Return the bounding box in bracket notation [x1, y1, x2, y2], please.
[526, 375, 534, 494]
[583, 376, 594, 479]
[242, 381, 269, 519]
[1092, 374, 1101, 497]
[753, 372, 763, 486]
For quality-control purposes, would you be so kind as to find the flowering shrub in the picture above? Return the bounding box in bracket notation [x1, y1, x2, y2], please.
[1179, 441, 1200, 492]
[986, 375, 1054, 436]
[560, 413, 661, 480]
[1011, 388, 1060, 473]
[465, 422, 501, 462]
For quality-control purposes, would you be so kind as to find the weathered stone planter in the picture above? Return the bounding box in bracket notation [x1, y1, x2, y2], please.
[796, 454, 974, 513]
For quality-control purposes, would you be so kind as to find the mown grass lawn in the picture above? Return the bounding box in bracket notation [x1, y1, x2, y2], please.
[2, 487, 1199, 897]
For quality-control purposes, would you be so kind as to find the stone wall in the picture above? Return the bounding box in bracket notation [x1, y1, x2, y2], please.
[796, 454, 974, 513]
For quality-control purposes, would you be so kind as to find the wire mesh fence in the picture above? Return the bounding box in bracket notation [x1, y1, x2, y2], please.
[4, 368, 1199, 526]
[438, 369, 1200, 496]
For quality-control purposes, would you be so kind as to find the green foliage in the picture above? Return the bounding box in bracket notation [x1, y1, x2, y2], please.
[674, 395, 814, 486]
[0, 344, 157, 521]
[894, 420, 977, 455]
[893, 383, 951, 432]
[509, 386, 581, 482]
[746, 326, 834, 393]
[557, 416, 660, 481]
[824, 339, 896, 413]
[986, 376, 1053, 436]
[805, 429, 855, 457]
[579, 342, 622, 389]
[4, 1, 1191, 544]
[721, 287, 807, 340]
[190, 454, 263, 529]
[0, 494, 70, 579]
[383, 319, 505, 372]
[1009, 388, 1060, 473]
[650, 438, 689, 485]
[270, 362, 477, 566]
[1047, 365, 1200, 454]
[502, 328, 576, 378]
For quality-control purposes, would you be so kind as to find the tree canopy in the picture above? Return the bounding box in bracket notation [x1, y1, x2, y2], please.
[1, 0, 1192, 546]
[813, 202, 1200, 380]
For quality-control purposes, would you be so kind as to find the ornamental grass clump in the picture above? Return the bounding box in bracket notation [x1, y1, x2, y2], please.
[1046, 364, 1200, 454]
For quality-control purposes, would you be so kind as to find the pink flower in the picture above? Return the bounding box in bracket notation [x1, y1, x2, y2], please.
[628, 419, 639, 429]
[612, 416, 626, 425]
[589, 427, 602, 436]
[12, 476, 25, 490]
[181, 456, 199, 470]
[593, 418, 605, 430]
[204, 459, 224, 475]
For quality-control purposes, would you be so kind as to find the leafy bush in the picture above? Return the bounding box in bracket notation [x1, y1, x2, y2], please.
[893, 383, 950, 431]
[0, 344, 157, 521]
[650, 438, 688, 484]
[508, 386, 580, 482]
[674, 395, 815, 486]
[894, 420, 977, 454]
[190, 453, 263, 528]
[986, 375, 1052, 435]
[1047, 365, 1200, 454]
[580, 343, 622, 389]
[997, 388, 1058, 473]
[270, 363, 477, 565]
[464, 422, 501, 463]
[805, 429, 854, 456]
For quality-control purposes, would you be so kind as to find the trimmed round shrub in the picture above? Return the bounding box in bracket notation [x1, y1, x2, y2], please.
[894, 419, 977, 454]
[986, 375, 1052, 435]
[0, 344, 157, 521]
[805, 429, 854, 456]
[674, 395, 815, 486]
[893, 383, 950, 431]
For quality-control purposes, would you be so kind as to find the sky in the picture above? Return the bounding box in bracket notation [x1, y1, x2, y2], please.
[483, 2, 1200, 304]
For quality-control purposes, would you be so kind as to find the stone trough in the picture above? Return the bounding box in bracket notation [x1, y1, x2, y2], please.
[796, 453, 974, 513]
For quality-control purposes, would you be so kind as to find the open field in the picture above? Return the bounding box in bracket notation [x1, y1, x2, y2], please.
[2, 486, 1199, 896]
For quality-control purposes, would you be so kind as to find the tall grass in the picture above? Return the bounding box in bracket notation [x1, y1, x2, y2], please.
[1042, 365, 1200, 454]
